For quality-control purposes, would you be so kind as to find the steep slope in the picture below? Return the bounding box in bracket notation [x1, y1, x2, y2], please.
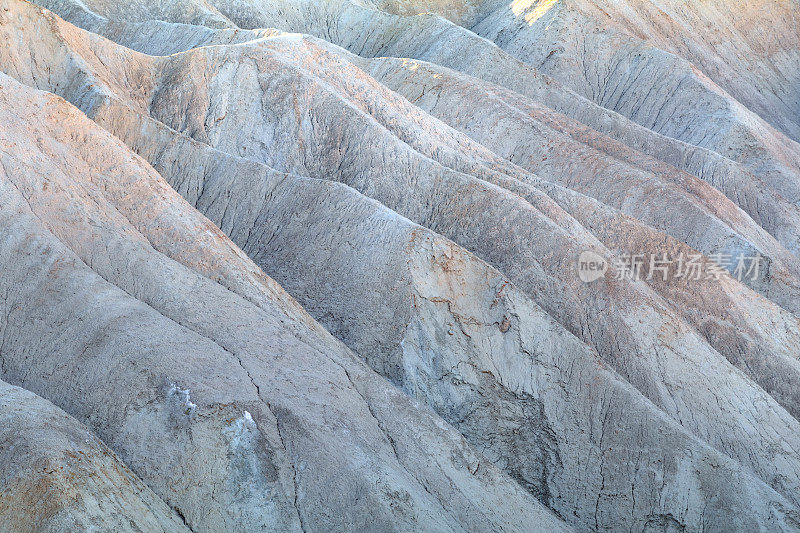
[4, 0, 800, 531]
[6, 0, 800, 520]
[362, 55, 800, 414]
[367, 56, 800, 258]
[68, 69, 800, 526]
[37, 0, 800, 260]
[209, 172, 800, 531]
[465, 0, 800, 202]
[469, 0, 800, 144]
[0, 381, 190, 532]
[0, 70, 569, 532]
[72, 0, 800, 200]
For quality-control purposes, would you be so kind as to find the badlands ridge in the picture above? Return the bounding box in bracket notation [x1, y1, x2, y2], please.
[0, 0, 799, 531]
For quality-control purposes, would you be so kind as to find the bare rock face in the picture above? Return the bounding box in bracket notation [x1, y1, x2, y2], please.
[44, 0, 800, 208]
[2, 0, 800, 531]
[468, 0, 800, 145]
[0, 380, 189, 532]
[0, 70, 566, 532]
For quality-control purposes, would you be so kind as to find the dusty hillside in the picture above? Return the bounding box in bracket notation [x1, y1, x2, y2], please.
[1, 0, 800, 531]
[0, 380, 190, 532]
[0, 67, 568, 532]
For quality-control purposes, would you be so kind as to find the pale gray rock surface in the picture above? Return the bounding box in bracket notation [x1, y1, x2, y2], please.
[0, 70, 568, 532]
[2, 0, 800, 531]
[467, 0, 800, 144]
[37, 0, 800, 259]
[47, 0, 800, 213]
[366, 56, 800, 259]
[0, 380, 190, 532]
